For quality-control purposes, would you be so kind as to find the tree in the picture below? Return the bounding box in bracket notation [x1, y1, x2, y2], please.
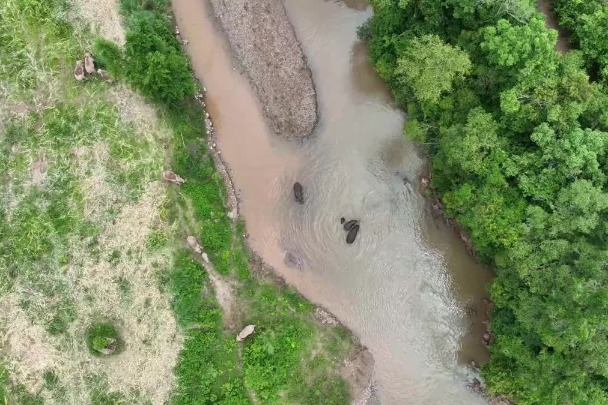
[394, 35, 472, 103]
[577, 8, 608, 76]
[437, 107, 502, 177]
[481, 16, 557, 72]
[367, 1, 608, 401]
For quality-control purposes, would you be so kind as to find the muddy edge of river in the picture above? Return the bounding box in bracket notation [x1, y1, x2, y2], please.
[172, 0, 494, 403]
[172, 1, 375, 403]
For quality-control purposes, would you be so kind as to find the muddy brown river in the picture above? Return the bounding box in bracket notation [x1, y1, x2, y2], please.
[173, 0, 493, 403]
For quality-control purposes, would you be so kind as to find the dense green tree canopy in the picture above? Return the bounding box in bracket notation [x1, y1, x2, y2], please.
[554, 0, 608, 81]
[367, 0, 608, 402]
[395, 35, 472, 103]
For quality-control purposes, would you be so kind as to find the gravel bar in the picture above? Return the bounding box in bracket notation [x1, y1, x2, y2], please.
[209, 0, 318, 138]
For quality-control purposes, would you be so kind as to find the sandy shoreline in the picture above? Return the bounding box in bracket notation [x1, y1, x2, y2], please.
[208, 0, 318, 139]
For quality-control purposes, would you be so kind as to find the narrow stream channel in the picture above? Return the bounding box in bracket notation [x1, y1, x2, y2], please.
[173, 0, 493, 403]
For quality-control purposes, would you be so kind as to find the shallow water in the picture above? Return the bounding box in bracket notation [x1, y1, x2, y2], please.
[173, 0, 492, 403]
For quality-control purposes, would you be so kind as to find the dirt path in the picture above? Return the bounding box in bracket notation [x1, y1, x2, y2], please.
[538, 0, 570, 53]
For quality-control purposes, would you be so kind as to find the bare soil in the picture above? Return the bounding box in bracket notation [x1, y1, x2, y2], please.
[341, 342, 375, 405]
[208, 0, 318, 139]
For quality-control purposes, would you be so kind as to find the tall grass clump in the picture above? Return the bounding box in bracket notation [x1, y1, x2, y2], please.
[123, 12, 195, 104]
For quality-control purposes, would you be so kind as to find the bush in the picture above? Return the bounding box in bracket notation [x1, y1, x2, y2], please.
[92, 38, 124, 78]
[120, 0, 169, 17]
[86, 322, 123, 356]
[124, 12, 195, 104]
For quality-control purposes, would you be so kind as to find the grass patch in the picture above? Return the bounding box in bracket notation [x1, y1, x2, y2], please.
[0, 366, 43, 405]
[167, 252, 248, 404]
[86, 322, 124, 356]
[1, 0, 179, 402]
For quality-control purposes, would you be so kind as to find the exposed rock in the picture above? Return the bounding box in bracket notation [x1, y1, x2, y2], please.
[236, 324, 255, 341]
[314, 307, 338, 326]
[74, 60, 85, 81]
[420, 176, 429, 193]
[162, 170, 186, 185]
[95, 338, 117, 355]
[284, 251, 303, 270]
[340, 343, 375, 405]
[186, 236, 202, 254]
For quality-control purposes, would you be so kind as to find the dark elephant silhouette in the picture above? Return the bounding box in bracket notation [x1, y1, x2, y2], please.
[346, 224, 360, 244]
[293, 182, 304, 204]
[343, 219, 359, 231]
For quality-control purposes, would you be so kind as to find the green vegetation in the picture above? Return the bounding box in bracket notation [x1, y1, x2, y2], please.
[367, 0, 608, 403]
[123, 11, 195, 103]
[554, 0, 608, 81]
[0, 0, 355, 403]
[86, 322, 123, 356]
[164, 101, 352, 404]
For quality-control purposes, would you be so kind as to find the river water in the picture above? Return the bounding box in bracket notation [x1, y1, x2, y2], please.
[173, 0, 492, 403]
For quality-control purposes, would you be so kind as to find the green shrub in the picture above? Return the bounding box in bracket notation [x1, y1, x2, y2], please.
[120, 0, 170, 17]
[124, 12, 195, 104]
[92, 37, 124, 78]
[86, 322, 124, 356]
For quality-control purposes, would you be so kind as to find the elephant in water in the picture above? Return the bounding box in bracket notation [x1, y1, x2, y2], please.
[293, 182, 304, 204]
[346, 224, 360, 244]
[343, 219, 359, 231]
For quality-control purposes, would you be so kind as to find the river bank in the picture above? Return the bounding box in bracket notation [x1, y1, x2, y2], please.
[173, 0, 375, 403]
[365, 0, 608, 402]
[188, 68, 376, 405]
[175, 0, 493, 403]
[0, 0, 369, 402]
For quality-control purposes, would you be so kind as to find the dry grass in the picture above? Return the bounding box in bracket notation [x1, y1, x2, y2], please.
[0, 297, 60, 395]
[109, 84, 167, 132]
[70, 0, 126, 46]
[0, 1, 185, 401]
[1, 133, 183, 404]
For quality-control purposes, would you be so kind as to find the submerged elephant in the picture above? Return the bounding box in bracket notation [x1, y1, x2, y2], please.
[293, 182, 304, 204]
[346, 224, 360, 244]
[343, 219, 359, 231]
